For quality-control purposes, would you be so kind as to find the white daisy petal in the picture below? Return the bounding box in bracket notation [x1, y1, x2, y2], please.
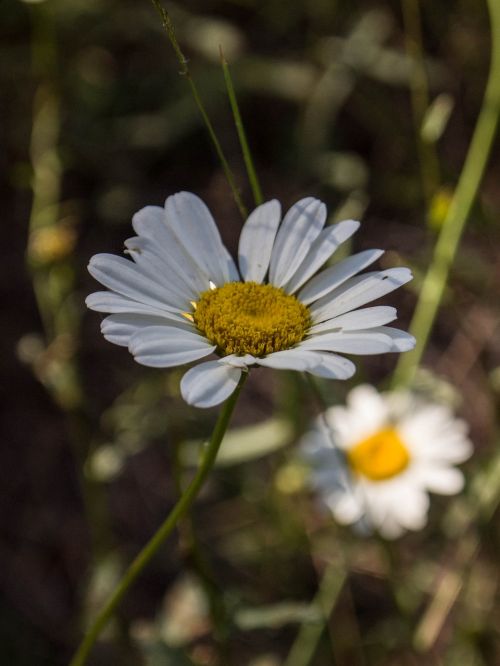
[130, 205, 166, 243]
[429, 438, 473, 464]
[361, 485, 391, 529]
[130, 345, 216, 368]
[255, 349, 316, 371]
[396, 406, 453, 438]
[310, 267, 413, 322]
[298, 249, 384, 305]
[238, 200, 281, 282]
[101, 314, 191, 347]
[310, 326, 415, 354]
[308, 306, 398, 335]
[346, 385, 389, 430]
[298, 330, 394, 354]
[165, 192, 239, 285]
[132, 206, 209, 293]
[401, 424, 473, 463]
[323, 385, 389, 444]
[256, 349, 355, 379]
[327, 491, 364, 524]
[378, 516, 406, 540]
[389, 485, 430, 531]
[180, 360, 242, 408]
[85, 292, 186, 323]
[308, 353, 356, 380]
[419, 466, 465, 495]
[322, 405, 376, 447]
[222, 246, 241, 282]
[124, 236, 197, 303]
[88, 254, 182, 313]
[129, 326, 216, 368]
[375, 326, 416, 352]
[303, 434, 341, 466]
[269, 198, 326, 287]
[399, 408, 473, 463]
[283, 219, 360, 294]
[219, 354, 257, 368]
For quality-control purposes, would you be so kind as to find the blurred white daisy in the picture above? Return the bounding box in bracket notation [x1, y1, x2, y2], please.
[302, 384, 473, 539]
[86, 192, 415, 408]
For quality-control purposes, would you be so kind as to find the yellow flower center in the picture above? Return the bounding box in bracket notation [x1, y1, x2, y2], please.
[347, 428, 410, 481]
[193, 281, 310, 357]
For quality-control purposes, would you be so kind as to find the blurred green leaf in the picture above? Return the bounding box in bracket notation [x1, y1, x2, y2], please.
[182, 417, 294, 467]
[315, 151, 369, 191]
[138, 641, 196, 666]
[235, 601, 321, 630]
[421, 93, 454, 143]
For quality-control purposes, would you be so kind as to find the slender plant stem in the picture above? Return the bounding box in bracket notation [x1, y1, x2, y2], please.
[284, 563, 347, 666]
[172, 435, 231, 652]
[402, 0, 440, 210]
[69, 373, 247, 666]
[220, 47, 264, 206]
[392, 0, 500, 388]
[150, 0, 247, 220]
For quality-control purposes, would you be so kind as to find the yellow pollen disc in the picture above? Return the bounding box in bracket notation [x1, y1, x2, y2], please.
[193, 281, 310, 357]
[347, 428, 410, 481]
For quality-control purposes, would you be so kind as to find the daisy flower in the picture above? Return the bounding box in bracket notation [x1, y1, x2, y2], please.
[86, 192, 415, 408]
[302, 384, 473, 539]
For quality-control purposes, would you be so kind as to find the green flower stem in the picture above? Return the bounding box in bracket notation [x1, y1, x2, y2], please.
[69, 373, 247, 666]
[172, 436, 231, 651]
[283, 563, 347, 666]
[220, 47, 264, 206]
[150, 0, 247, 220]
[402, 0, 441, 210]
[391, 0, 500, 389]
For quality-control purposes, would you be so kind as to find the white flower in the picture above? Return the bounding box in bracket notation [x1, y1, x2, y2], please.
[86, 192, 415, 408]
[302, 385, 473, 539]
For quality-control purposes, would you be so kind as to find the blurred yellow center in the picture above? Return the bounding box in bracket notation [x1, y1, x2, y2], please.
[194, 281, 310, 357]
[348, 428, 410, 481]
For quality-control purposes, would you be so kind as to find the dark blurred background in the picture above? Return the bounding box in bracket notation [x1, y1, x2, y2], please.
[2, 0, 500, 664]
